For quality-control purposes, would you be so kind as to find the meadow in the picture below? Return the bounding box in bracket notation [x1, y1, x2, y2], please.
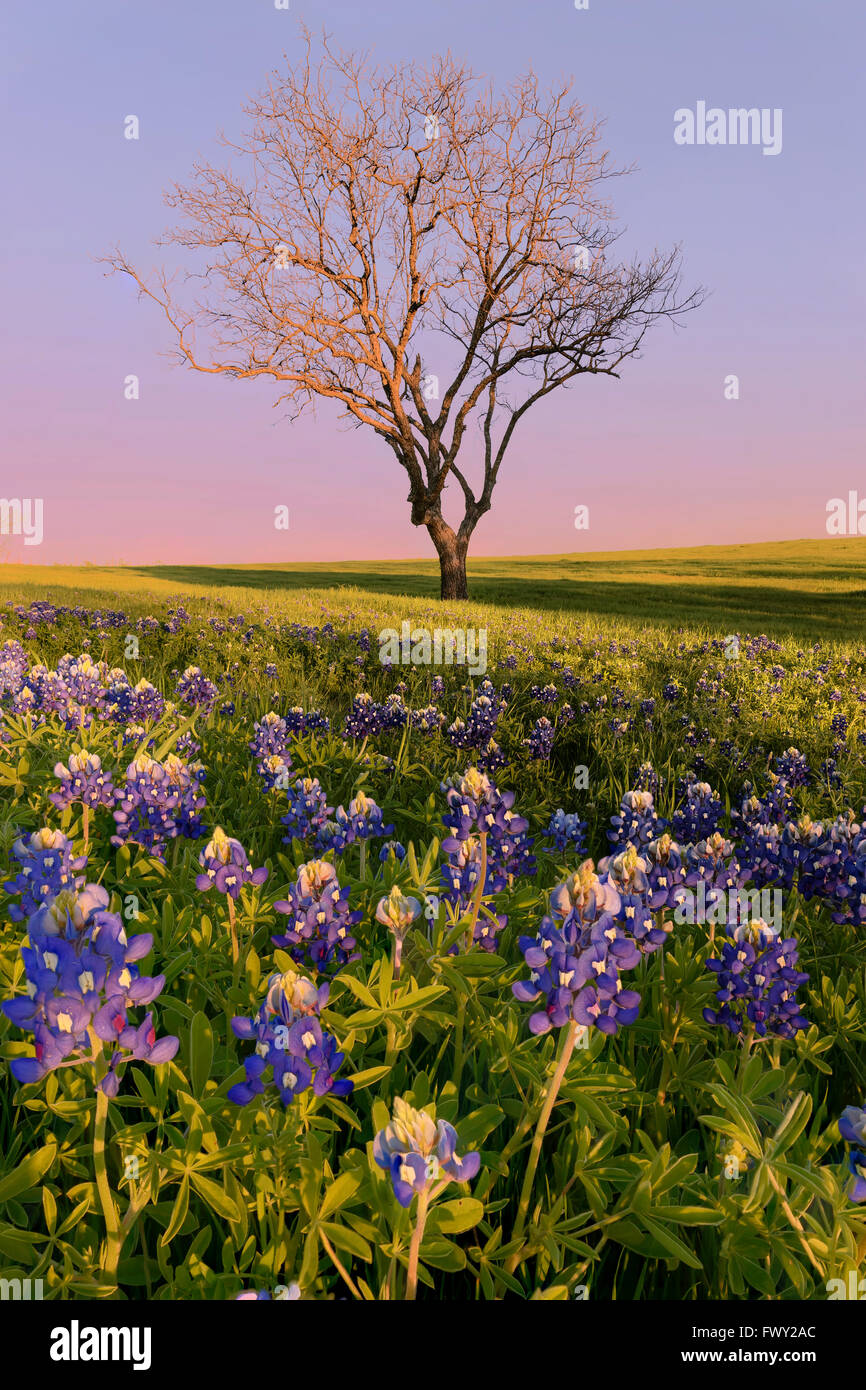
[0, 538, 864, 1302]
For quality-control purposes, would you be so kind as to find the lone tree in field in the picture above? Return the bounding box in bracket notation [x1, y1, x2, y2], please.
[110, 36, 699, 600]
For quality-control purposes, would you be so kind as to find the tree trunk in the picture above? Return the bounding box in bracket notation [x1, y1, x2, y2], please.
[427, 517, 469, 600]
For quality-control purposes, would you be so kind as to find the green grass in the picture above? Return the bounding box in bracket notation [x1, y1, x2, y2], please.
[4, 538, 864, 642]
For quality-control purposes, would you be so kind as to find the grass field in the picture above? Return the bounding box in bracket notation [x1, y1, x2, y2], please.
[1, 537, 864, 1302]
[3, 536, 865, 642]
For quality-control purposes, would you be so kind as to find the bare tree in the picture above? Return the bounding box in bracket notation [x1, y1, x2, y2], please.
[108, 33, 700, 600]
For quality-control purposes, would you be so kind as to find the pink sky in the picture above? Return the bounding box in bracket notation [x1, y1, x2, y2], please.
[2, 0, 864, 565]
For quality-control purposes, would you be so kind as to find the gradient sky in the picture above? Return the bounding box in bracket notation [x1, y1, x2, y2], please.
[2, 0, 864, 565]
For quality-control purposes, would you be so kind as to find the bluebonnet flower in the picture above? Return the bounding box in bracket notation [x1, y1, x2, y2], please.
[703, 921, 810, 1039]
[3, 828, 87, 920]
[513, 905, 640, 1037]
[606, 789, 665, 851]
[523, 717, 555, 761]
[228, 969, 352, 1107]
[671, 778, 724, 844]
[643, 833, 689, 911]
[685, 832, 747, 895]
[839, 1105, 866, 1204]
[195, 827, 268, 899]
[258, 752, 293, 793]
[773, 747, 811, 788]
[2, 889, 177, 1097]
[281, 777, 332, 846]
[50, 750, 115, 813]
[250, 711, 290, 762]
[373, 1098, 480, 1207]
[410, 704, 445, 735]
[175, 665, 219, 712]
[272, 860, 361, 973]
[545, 809, 587, 855]
[598, 844, 670, 955]
[379, 840, 407, 863]
[112, 752, 207, 859]
[343, 791, 393, 842]
[129, 679, 165, 724]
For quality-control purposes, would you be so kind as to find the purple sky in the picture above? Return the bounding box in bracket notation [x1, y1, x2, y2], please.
[2, 0, 864, 565]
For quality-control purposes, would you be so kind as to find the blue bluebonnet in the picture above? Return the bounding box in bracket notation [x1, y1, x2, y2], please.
[373, 1098, 480, 1207]
[195, 827, 268, 899]
[545, 809, 588, 855]
[839, 1105, 866, 1203]
[671, 778, 724, 844]
[228, 969, 352, 1107]
[606, 789, 665, 851]
[281, 777, 332, 846]
[702, 921, 810, 1039]
[3, 828, 88, 920]
[2, 887, 177, 1096]
[272, 860, 361, 973]
[50, 750, 115, 813]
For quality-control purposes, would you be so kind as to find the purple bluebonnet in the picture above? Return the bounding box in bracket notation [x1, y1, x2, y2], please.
[671, 778, 724, 844]
[342, 791, 393, 842]
[523, 717, 555, 761]
[442, 767, 535, 882]
[373, 1098, 480, 1208]
[272, 860, 361, 973]
[2, 888, 177, 1097]
[545, 809, 587, 855]
[281, 777, 332, 846]
[228, 969, 352, 1107]
[702, 921, 810, 1040]
[3, 828, 88, 921]
[606, 789, 665, 851]
[514, 863, 641, 1036]
[175, 665, 219, 713]
[195, 827, 268, 899]
[112, 752, 207, 858]
[839, 1105, 866, 1203]
[50, 750, 115, 813]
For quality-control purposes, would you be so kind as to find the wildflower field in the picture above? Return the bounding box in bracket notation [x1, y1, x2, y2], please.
[1, 548, 865, 1303]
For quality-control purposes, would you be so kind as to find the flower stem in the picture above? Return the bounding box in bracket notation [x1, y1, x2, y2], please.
[227, 895, 239, 966]
[406, 1188, 430, 1300]
[93, 1087, 123, 1292]
[359, 840, 367, 881]
[506, 1019, 579, 1275]
[466, 832, 487, 951]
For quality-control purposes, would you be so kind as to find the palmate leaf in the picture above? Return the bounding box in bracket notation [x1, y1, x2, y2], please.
[0, 1142, 57, 1205]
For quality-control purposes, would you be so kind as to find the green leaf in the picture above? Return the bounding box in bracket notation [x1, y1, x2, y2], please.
[189, 1011, 214, 1101]
[427, 1197, 484, 1235]
[190, 1173, 240, 1222]
[640, 1216, 704, 1269]
[319, 1221, 372, 1262]
[0, 1144, 57, 1205]
[346, 1066, 391, 1091]
[319, 1172, 361, 1221]
[160, 1175, 190, 1247]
